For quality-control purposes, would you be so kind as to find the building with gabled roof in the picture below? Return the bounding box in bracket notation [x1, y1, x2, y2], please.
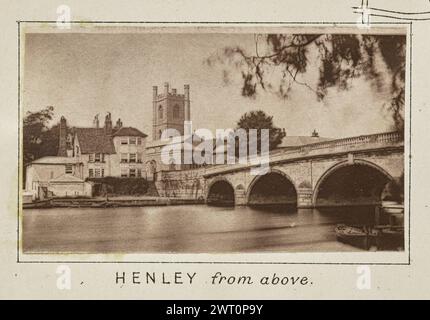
[72, 113, 148, 180]
[73, 127, 116, 155]
[47, 173, 92, 198]
[25, 155, 88, 200]
[25, 112, 148, 200]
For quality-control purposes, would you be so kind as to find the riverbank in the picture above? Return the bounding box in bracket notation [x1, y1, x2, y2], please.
[23, 196, 204, 209]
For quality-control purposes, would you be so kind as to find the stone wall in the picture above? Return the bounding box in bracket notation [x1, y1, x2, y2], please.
[156, 168, 206, 199]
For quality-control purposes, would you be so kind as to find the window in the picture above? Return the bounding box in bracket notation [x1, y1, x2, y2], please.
[89, 169, 94, 178]
[65, 164, 73, 174]
[101, 169, 105, 177]
[95, 153, 101, 162]
[137, 138, 142, 145]
[75, 146, 80, 156]
[121, 138, 128, 145]
[137, 153, 142, 163]
[89, 154, 94, 162]
[50, 171, 54, 179]
[101, 154, 105, 162]
[158, 105, 163, 119]
[120, 168, 128, 177]
[95, 168, 101, 178]
[137, 169, 142, 177]
[129, 137, 136, 145]
[129, 168, 136, 177]
[121, 153, 128, 163]
[173, 104, 180, 118]
[129, 153, 136, 163]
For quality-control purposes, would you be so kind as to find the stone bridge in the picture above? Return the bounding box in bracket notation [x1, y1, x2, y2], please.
[155, 131, 404, 208]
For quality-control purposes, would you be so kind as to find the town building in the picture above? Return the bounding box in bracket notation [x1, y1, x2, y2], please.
[73, 113, 147, 179]
[24, 156, 90, 199]
[25, 112, 148, 200]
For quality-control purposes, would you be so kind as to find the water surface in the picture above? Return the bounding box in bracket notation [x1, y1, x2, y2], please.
[23, 205, 376, 253]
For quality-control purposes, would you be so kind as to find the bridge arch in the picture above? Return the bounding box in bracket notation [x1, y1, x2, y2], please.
[246, 169, 298, 206]
[206, 177, 235, 206]
[313, 159, 394, 207]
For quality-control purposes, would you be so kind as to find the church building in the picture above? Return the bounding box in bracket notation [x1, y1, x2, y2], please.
[145, 82, 195, 179]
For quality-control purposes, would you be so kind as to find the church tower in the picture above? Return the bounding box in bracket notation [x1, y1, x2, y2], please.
[152, 82, 190, 140]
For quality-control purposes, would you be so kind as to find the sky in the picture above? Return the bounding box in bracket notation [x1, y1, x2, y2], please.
[23, 30, 399, 139]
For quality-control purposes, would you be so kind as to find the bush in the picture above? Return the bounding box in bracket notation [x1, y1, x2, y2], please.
[86, 177, 149, 196]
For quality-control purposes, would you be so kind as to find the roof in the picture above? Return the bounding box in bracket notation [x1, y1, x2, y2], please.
[277, 136, 332, 149]
[49, 174, 84, 183]
[113, 127, 147, 138]
[146, 133, 201, 148]
[74, 128, 116, 154]
[31, 156, 81, 165]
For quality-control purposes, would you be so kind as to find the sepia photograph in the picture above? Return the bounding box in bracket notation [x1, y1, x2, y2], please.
[5, 0, 430, 302]
[20, 25, 406, 255]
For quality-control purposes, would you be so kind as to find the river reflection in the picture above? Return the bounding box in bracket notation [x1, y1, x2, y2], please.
[22, 205, 376, 253]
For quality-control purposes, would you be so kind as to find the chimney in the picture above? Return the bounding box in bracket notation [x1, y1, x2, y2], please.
[105, 112, 112, 135]
[184, 84, 190, 121]
[164, 82, 169, 95]
[116, 118, 123, 129]
[93, 114, 100, 128]
[58, 116, 67, 157]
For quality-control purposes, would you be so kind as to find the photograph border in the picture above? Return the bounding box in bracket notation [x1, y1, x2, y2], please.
[16, 20, 413, 265]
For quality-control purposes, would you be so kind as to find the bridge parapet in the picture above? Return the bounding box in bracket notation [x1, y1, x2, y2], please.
[296, 131, 402, 154]
[203, 131, 403, 177]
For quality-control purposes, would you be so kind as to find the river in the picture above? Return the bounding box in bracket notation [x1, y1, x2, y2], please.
[22, 205, 380, 253]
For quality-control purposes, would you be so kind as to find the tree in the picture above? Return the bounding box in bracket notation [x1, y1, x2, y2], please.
[22, 106, 66, 185]
[235, 110, 286, 153]
[207, 34, 406, 133]
[39, 123, 62, 157]
[23, 106, 55, 166]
